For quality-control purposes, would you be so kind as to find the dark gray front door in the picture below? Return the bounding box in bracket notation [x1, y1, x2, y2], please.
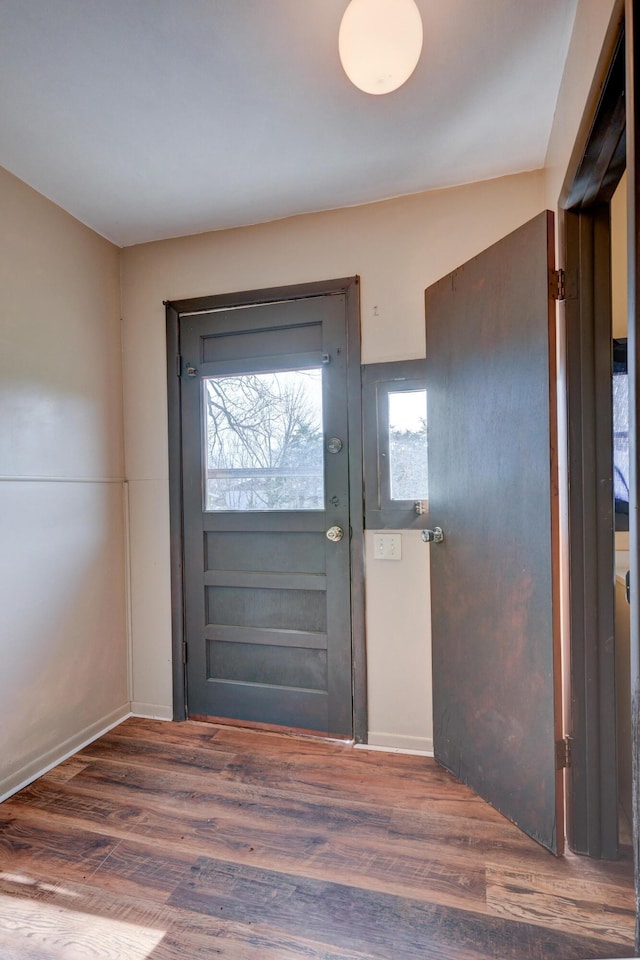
[180, 293, 353, 736]
[425, 212, 564, 853]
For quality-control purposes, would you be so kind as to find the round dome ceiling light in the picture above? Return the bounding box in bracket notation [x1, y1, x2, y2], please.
[338, 0, 423, 96]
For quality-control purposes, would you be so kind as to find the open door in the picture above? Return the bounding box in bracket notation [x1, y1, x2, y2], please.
[425, 211, 564, 854]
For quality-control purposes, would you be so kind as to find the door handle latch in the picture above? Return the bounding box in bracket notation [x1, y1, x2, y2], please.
[421, 526, 444, 544]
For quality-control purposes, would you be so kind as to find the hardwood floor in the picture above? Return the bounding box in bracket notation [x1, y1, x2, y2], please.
[0, 718, 635, 959]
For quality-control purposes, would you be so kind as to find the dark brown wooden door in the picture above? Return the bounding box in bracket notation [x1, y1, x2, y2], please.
[180, 294, 353, 736]
[425, 211, 563, 854]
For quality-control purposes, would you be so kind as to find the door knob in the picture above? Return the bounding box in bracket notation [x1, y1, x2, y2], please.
[421, 526, 444, 544]
[326, 525, 344, 542]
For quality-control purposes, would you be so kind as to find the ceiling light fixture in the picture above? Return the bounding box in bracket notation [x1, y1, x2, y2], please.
[338, 0, 423, 96]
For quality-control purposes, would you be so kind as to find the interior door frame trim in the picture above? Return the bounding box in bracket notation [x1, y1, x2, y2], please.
[559, 1, 626, 861]
[563, 204, 619, 859]
[165, 277, 367, 742]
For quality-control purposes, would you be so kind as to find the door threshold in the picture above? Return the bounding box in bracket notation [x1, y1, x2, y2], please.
[189, 713, 354, 744]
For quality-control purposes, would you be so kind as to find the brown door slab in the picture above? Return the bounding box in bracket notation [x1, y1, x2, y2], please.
[425, 211, 563, 854]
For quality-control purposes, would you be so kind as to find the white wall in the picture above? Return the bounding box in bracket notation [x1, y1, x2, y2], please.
[121, 170, 545, 748]
[0, 167, 129, 798]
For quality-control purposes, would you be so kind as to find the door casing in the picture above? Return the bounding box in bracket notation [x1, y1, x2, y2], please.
[560, 9, 625, 860]
[165, 277, 367, 742]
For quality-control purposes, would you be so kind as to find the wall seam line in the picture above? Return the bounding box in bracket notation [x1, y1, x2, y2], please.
[0, 476, 125, 483]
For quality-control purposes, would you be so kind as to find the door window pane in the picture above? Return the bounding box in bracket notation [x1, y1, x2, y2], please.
[388, 388, 428, 501]
[613, 338, 629, 530]
[204, 369, 324, 511]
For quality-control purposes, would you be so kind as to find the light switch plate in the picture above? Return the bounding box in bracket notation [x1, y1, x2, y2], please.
[373, 533, 402, 560]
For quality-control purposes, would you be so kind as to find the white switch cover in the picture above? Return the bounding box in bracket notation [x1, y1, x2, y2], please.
[374, 533, 402, 560]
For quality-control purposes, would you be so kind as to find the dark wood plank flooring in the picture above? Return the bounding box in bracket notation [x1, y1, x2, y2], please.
[0, 718, 634, 959]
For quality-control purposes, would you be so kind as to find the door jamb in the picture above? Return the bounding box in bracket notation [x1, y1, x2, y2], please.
[563, 204, 619, 859]
[165, 277, 367, 742]
[559, 3, 626, 861]
[166, 300, 186, 721]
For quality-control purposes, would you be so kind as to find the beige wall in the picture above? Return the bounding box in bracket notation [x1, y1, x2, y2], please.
[121, 169, 546, 748]
[612, 171, 628, 340]
[0, 167, 128, 799]
[612, 174, 629, 558]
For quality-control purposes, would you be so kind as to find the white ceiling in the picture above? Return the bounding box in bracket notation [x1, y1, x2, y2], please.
[0, 0, 578, 247]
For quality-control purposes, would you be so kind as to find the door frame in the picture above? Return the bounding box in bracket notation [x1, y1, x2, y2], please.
[560, 11, 626, 860]
[563, 202, 620, 860]
[165, 277, 367, 742]
[559, 0, 640, 899]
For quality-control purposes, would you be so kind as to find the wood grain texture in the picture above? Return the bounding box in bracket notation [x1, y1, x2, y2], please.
[0, 717, 634, 959]
[179, 290, 355, 737]
[426, 211, 563, 855]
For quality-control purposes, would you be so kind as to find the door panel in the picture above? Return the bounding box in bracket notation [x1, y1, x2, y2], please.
[201, 323, 322, 363]
[425, 211, 563, 853]
[180, 294, 353, 736]
[205, 531, 324, 574]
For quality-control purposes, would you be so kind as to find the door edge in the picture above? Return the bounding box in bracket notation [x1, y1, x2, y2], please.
[166, 301, 188, 721]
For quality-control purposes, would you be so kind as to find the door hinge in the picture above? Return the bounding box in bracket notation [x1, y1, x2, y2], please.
[176, 354, 181, 377]
[549, 268, 566, 302]
[182, 641, 188, 664]
[555, 736, 572, 769]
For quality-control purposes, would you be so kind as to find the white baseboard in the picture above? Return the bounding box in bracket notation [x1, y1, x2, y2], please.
[0, 703, 131, 803]
[360, 732, 434, 756]
[130, 701, 173, 721]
